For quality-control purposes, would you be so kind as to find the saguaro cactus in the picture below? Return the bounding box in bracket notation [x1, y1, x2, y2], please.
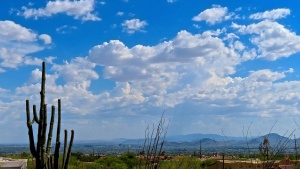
[26, 62, 74, 169]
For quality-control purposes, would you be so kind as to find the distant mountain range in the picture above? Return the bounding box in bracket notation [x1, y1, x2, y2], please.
[74, 133, 297, 148]
[1, 133, 295, 155]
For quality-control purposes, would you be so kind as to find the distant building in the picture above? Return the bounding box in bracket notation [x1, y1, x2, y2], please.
[0, 157, 27, 169]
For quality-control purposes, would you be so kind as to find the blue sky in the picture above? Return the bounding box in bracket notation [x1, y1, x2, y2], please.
[1, 0, 300, 143]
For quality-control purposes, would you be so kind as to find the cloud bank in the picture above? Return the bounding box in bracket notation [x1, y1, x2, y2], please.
[1, 5, 300, 142]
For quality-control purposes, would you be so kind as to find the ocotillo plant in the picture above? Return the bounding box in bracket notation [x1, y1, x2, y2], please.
[139, 112, 168, 169]
[26, 61, 74, 169]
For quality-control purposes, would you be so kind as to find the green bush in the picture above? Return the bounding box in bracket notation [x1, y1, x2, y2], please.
[120, 152, 138, 169]
[95, 155, 128, 169]
[160, 156, 202, 169]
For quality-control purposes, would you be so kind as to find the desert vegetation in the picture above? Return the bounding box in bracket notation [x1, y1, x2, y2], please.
[6, 152, 216, 169]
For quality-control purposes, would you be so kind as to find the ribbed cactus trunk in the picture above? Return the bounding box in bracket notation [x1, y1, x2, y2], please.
[26, 61, 75, 169]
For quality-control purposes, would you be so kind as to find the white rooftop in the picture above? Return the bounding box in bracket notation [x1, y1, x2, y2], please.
[0, 157, 27, 169]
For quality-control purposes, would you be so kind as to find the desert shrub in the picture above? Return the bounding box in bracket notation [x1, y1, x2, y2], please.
[159, 156, 202, 169]
[95, 155, 128, 169]
[120, 152, 138, 169]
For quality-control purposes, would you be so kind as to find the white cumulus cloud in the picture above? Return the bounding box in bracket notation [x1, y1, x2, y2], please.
[51, 57, 98, 84]
[38, 34, 52, 44]
[192, 5, 232, 25]
[0, 20, 51, 69]
[232, 20, 300, 60]
[249, 8, 290, 20]
[0, 20, 37, 42]
[19, 0, 100, 21]
[121, 18, 148, 34]
[88, 30, 241, 99]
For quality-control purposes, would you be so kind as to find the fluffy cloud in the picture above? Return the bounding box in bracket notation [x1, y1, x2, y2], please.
[90, 30, 238, 69]
[232, 20, 300, 60]
[23, 56, 44, 66]
[51, 57, 99, 85]
[19, 0, 100, 21]
[249, 8, 290, 20]
[0, 43, 43, 68]
[88, 30, 241, 101]
[85, 27, 300, 125]
[184, 68, 297, 119]
[192, 5, 232, 25]
[0, 20, 36, 42]
[6, 60, 300, 138]
[0, 20, 51, 69]
[121, 19, 148, 34]
[2, 29, 243, 126]
[38, 34, 52, 44]
[248, 69, 286, 82]
[14, 64, 146, 119]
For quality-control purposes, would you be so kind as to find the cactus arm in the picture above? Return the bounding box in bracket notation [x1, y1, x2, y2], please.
[57, 100, 61, 140]
[62, 130, 68, 169]
[33, 105, 39, 123]
[46, 105, 55, 155]
[63, 130, 74, 169]
[26, 100, 37, 158]
[26, 100, 33, 126]
[54, 99, 61, 169]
